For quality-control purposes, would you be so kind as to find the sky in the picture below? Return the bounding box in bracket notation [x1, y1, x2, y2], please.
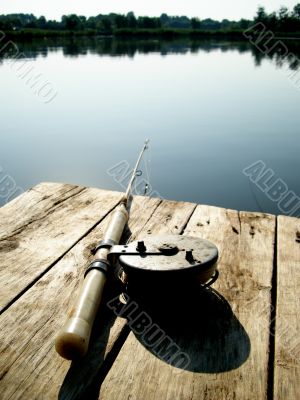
[0, 1, 298, 21]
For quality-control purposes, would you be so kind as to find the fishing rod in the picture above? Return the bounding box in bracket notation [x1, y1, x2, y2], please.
[55, 139, 220, 361]
[55, 140, 149, 360]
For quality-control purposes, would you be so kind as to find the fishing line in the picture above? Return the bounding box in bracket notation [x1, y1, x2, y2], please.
[133, 139, 151, 196]
[143, 139, 151, 195]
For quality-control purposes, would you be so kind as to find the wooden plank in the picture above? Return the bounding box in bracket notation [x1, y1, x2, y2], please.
[0, 183, 123, 311]
[0, 182, 81, 238]
[274, 215, 300, 400]
[0, 194, 160, 400]
[99, 206, 276, 400]
[0, 195, 195, 399]
[128, 198, 197, 239]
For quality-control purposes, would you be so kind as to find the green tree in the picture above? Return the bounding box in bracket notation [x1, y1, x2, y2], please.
[127, 12, 137, 28]
[138, 16, 161, 29]
[160, 13, 169, 25]
[191, 18, 201, 29]
[115, 14, 127, 29]
[101, 17, 112, 33]
[293, 4, 300, 18]
[62, 14, 81, 30]
[277, 6, 290, 31]
[37, 16, 46, 29]
[79, 16, 87, 27]
[255, 7, 267, 23]
[278, 6, 289, 20]
[239, 19, 250, 29]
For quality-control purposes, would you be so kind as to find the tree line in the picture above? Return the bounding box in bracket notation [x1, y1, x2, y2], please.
[0, 5, 299, 36]
[255, 4, 300, 32]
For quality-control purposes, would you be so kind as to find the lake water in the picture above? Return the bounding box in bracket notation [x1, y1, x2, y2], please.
[0, 37, 299, 215]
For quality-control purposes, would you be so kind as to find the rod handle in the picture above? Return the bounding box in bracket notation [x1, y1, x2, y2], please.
[54, 317, 91, 360]
[55, 269, 107, 360]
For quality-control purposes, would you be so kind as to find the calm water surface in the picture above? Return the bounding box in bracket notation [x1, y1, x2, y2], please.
[0, 38, 299, 215]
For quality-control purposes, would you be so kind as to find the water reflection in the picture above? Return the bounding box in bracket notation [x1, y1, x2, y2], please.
[1, 37, 300, 72]
[0, 36, 299, 214]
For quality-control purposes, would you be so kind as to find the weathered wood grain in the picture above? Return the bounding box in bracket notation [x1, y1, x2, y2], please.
[0, 183, 123, 311]
[0, 183, 81, 238]
[99, 206, 276, 400]
[274, 215, 300, 400]
[0, 193, 196, 399]
[0, 194, 159, 400]
[3, 182, 299, 400]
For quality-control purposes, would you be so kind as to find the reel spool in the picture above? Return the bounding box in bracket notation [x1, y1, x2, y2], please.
[108, 235, 219, 303]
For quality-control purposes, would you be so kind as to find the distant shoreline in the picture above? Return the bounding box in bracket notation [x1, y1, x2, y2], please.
[1, 6, 300, 41]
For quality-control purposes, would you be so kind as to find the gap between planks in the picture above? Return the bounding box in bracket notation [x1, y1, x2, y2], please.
[98, 206, 276, 400]
[4, 184, 299, 400]
[0, 194, 196, 399]
[0, 183, 124, 313]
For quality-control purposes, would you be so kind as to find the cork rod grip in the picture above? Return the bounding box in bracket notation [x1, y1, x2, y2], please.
[55, 204, 128, 360]
[55, 269, 107, 359]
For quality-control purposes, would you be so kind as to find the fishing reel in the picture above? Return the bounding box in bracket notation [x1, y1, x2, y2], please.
[105, 234, 219, 304]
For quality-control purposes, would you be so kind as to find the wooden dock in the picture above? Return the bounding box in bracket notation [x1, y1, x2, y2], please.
[0, 182, 299, 400]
